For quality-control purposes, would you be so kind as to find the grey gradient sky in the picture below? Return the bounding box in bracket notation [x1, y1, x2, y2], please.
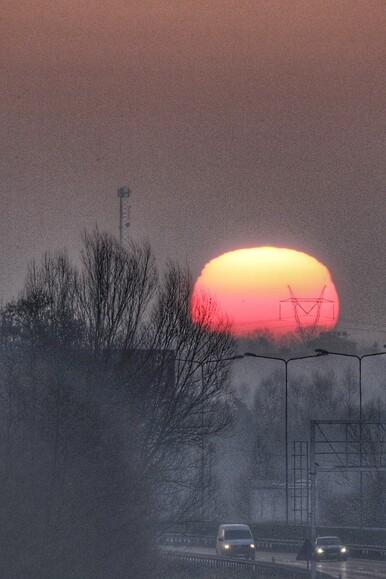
[1, 1, 385, 344]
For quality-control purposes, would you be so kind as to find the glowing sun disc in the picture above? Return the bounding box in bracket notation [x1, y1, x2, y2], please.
[191, 247, 339, 337]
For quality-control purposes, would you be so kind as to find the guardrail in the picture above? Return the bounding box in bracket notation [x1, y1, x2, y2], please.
[348, 544, 386, 560]
[161, 533, 386, 561]
[162, 550, 335, 578]
[251, 539, 386, 561]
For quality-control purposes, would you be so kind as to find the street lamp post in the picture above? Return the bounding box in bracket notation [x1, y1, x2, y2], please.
[244, 351, 325, 524]
[314, 347, 386, 421]
[314, 346, 386, 527]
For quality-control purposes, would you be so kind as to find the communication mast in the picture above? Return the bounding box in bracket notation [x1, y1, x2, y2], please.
[117, 186, 131, 246]
[279, 285, 335, 342]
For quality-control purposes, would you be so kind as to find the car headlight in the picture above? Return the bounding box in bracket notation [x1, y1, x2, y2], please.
[224, 544, 230, 549]
[250, 544, 255, 549]
[341, 547, 347, 553]
[317, 547, 324, 554]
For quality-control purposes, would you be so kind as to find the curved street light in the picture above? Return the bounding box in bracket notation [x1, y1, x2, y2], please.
[314, 347, 386, 421]
[244, 351, 326, 524]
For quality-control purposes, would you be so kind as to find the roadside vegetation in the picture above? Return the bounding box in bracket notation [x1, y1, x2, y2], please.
[0, 228, 235, 577]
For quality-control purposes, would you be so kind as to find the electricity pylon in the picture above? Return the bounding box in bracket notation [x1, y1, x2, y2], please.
[279, 285, 335, 342]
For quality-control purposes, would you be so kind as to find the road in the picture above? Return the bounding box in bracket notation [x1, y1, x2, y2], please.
[171, 545, 386, 578]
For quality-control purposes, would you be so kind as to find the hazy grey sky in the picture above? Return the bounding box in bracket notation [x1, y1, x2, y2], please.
[1, 1, 385, 344]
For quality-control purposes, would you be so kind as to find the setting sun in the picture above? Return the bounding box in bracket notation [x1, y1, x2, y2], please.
[191, 247, 339, 338]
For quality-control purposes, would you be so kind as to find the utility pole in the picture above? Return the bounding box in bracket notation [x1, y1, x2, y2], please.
[310, 421, 317, 579]
[117, 186, 131, 246]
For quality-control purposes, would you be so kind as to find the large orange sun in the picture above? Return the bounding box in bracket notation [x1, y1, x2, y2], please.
[191, 247, 339, 338]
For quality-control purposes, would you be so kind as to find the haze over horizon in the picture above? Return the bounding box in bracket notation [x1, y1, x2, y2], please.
[1, 1, 385, 346]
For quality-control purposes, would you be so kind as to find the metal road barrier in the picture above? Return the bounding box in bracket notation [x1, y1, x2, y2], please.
[161, 550, 335, 578]
[348, 544, 386, 559]
[161, 533, 386, 560]
[249, 539, 386, 560]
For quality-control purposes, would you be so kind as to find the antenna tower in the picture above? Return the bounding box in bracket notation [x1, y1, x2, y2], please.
[279, 285, 335, 342]
[117, 186, 131, 246]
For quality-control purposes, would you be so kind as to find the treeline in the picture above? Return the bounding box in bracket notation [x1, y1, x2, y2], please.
[0, 229, 236, 578]
[217, 367, 386, 527]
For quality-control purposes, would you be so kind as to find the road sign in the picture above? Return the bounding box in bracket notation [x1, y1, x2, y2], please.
[296, 538, 314, 561]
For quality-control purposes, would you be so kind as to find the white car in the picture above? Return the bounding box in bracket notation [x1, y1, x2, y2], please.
[216, 524, 255, 560]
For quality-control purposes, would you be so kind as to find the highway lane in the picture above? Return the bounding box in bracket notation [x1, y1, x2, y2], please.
[168, 545, 386, 578]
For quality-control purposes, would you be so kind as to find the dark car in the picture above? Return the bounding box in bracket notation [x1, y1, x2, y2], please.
[315, 536, 348, 561]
